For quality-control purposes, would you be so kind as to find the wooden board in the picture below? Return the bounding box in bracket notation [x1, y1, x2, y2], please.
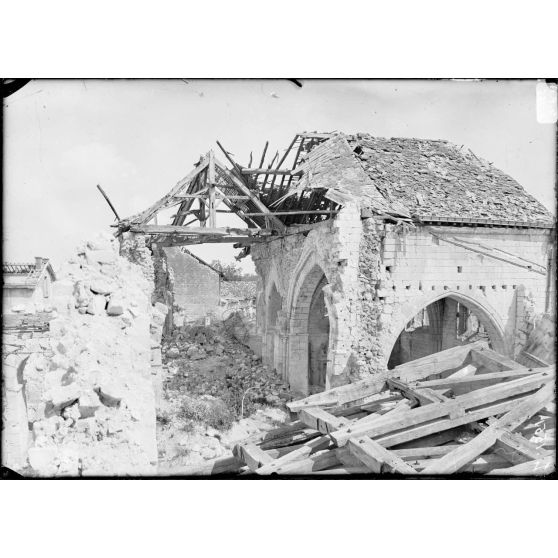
[299, 407, 351, 434]
[420, 382, 555, 474]
[348, 436, 417, 474]
[331, 370, 554, 447]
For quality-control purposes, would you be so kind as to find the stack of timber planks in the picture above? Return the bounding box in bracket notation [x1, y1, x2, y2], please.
[181, 341, 556, 476]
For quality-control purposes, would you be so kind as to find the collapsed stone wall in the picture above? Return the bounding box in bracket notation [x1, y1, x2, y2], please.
[1, 231, 168, 476]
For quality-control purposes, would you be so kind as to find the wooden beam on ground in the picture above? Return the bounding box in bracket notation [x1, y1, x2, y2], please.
[420, 382, 555, 475]
[233, 443, 274, 471]
[387, 378, 443, 406]
[492, 429, 552, 465]
[299, 407, 351, 434]
[416, 369, 538, 396]
[394, 341, 488, 382]
[348, 436, 418, 474]
[287, 373, 391, 413]
[255, 435, 331, 475]
[331, 370, 554, 447]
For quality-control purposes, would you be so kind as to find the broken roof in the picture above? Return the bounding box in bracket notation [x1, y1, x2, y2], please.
[345, 133, 554, 226]
[3, 258, 56, 289]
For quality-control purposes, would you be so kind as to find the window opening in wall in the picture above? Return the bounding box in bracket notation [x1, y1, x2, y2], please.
[457, 266, 463, 273]
[388, 297, 498, 369]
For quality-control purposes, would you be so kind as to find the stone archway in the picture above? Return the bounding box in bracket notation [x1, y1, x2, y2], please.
[386, 292, 507, 369]
[286, 260, 332, 394]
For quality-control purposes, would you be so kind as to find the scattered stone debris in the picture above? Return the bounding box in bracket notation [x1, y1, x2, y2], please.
[2, 231, 166, 477]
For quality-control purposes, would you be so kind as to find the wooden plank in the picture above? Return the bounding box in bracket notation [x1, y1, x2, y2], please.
[492, 429, 552, 465]
[413, 453, 513, 474]
[394, 341, 487, 382]
[299, 407, 351, 434]
[331, 370, 554, 447]
[241, 168, 298, 175]
[255, 436, 331, 475]
[243, 210, 338, 216]
[126, 157, 209, 224]
[420, 382, 555, 474]
[311, 467, 370, 475]
[390, 427, 468, 450]
[233, 443, 274, 471]
[287, 373, 390, 413]
[348, 436, 417, 474]
[388, 378, 445, 405]
[268, 448, 341, 475]
[393, 445, 461, 461]
[415, 369, 539, 396]
[129, 225, 270, 237]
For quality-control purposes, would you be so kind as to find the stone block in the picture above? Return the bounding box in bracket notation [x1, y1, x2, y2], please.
[89, 279, 115, 296]
[78, 391, 101, 418]
[106, 298, 124, 316]
[95, 382, 124, 407]
[47, 385, 81, 411]
[87, 295, 108, 315]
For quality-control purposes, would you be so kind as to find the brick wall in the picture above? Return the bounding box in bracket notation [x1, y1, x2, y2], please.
[163, 248, 221, 323]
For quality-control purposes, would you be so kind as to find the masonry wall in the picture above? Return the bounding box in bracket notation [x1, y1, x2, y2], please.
[367, 224, 552, 370]
[163, 248, 221, 324]
[252, 202, 363, 394]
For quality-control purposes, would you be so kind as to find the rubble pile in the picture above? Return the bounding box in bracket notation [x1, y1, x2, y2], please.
[163, 323, 295, 417]
[11, 232, 166, 477]
[155, 322, 297, 473]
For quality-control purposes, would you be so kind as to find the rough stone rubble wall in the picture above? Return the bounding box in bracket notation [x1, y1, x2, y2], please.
[2, 231, 168, 476]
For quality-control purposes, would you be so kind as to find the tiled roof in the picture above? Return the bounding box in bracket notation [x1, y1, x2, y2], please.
[344, 133, 554, 226]
[2, 258, 55, 289]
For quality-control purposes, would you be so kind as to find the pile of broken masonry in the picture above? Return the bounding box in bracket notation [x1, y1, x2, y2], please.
[185, 340, 555, 476]
[3, 232, 167, 477]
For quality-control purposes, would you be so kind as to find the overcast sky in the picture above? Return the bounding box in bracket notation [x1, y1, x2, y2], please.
[3, 79, 556, 273]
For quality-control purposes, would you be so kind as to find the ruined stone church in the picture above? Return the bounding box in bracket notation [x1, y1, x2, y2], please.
[118, 132, 555, 396]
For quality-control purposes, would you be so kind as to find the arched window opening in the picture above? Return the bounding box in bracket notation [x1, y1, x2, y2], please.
[388, 296, 497, 369]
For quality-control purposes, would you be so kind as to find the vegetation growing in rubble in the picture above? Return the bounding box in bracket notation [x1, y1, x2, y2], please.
[210, 260, 258, 282]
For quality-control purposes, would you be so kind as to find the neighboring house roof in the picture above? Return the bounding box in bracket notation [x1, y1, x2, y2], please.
[179, 248, 225, 277]
[3, 257, 56, 290]
[295, 132, 554, 227]
[221, 280, 257, 300]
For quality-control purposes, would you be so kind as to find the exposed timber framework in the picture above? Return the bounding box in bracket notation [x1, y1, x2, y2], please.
[115, 133, 340, 250]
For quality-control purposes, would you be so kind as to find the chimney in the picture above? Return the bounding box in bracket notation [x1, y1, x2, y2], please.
[35, 257, 45, 269]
